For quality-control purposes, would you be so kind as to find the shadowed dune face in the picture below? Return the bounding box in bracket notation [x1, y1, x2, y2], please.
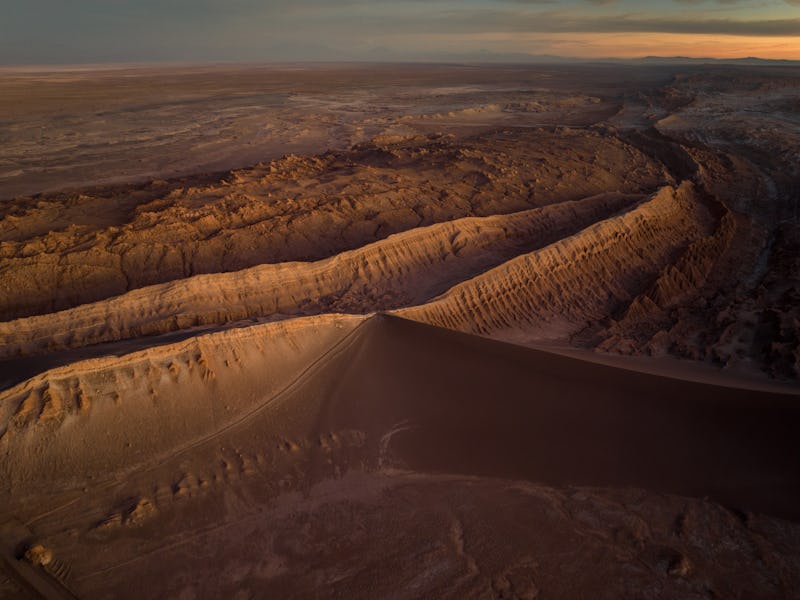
[8, 314, 800, 511]
[0, 64, 799, 598]
[1, 314, 799, 598]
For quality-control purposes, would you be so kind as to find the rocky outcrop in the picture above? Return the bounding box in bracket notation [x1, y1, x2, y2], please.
[0, 192, 640, 358]
[398, 182, 713, 341]
[0, 130, 667, 320]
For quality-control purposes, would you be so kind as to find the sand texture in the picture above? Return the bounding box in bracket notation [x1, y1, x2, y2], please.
[2, 315, 800, 598]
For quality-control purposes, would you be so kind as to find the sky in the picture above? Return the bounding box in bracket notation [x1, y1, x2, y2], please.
[1, 0, 799, 64]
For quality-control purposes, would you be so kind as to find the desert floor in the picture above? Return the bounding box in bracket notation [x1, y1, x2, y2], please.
[0, 63, 798, 599]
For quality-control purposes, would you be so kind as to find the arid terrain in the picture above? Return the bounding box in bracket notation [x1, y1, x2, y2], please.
[0, 63, 799, 599]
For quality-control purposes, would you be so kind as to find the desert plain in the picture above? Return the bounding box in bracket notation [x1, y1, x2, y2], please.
[0, 62, 799, 598]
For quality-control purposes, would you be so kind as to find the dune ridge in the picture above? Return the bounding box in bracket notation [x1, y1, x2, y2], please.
[2, 313, 798, 523]
[3, 314, 798, 599]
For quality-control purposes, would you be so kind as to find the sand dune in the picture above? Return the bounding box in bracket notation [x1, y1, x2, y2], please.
[3, 313, 797, 522]
[1, 314, 798, 598]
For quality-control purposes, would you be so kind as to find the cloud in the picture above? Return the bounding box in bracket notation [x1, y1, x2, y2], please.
[556, 16, 800, 36]
[373, 9, 800, 37]
[1, 0, 799, 64]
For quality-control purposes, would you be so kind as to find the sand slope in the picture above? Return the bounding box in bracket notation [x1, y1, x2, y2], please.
[0, 314, 366, 492]
[1, 314, 798, 598]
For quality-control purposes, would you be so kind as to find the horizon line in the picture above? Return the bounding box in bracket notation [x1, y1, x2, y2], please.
[1, 55, 799, 71]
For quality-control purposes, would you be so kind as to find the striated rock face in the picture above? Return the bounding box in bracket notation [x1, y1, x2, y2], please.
[595, 209, 741, 355]
[0, 130, 666, 321]
[398, 182, 714, 340]
[0, 191, 640, 358]
[0, 125, 797, 380]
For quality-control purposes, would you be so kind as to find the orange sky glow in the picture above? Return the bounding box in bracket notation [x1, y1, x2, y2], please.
[534, 33, 800, 60]
[3, 1, 800, 63]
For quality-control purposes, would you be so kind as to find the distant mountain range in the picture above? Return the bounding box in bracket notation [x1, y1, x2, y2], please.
[5, 43, 798, 68]
[393, 50, 800, 66]
[261, 43, 800, 66]
[628, 55, 800, 66]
